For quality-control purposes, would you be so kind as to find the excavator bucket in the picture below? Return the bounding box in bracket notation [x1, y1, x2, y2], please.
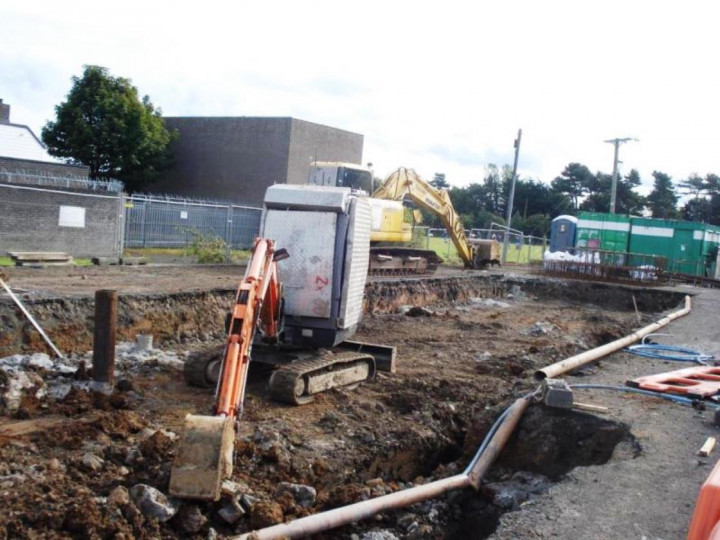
[169, 415, 235, 501]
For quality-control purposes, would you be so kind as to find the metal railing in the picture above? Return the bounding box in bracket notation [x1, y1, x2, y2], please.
[123, 194, 262, 250]
[532, 248, 668, 285]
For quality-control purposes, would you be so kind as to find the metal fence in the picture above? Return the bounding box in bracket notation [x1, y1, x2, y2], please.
[0, 169, 124, 192]
[124, 194, 262, 250]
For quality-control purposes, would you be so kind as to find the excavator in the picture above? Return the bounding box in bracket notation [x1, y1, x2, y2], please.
[170, 184, 395, 501]
[308, 163, 500, 275]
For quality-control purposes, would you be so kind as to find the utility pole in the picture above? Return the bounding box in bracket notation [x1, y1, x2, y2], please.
[604, 137, 637, 214]
[502, 129, 522, 264]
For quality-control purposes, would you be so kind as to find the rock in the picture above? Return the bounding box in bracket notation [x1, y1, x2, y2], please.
[118, 466, 130, 476]
[240, 493, 259, 511]
[108, 486, 131, 506]
[469, 298, 510, 308]
[218, 498, 246, 524]
[249, 501, 283, 529]
[359, 531, 399, 540]
[47, 458, 65, 472]
[274, 481, 317, 508]
[81, 453, 104, 472]
[24, 353, 54, 370]
[207, 528, 218, 540]
[221, 479, 249, 496]
[0, 367, 46, 411]
[176, 504, 207, 533]
[129, 484, 179, 522]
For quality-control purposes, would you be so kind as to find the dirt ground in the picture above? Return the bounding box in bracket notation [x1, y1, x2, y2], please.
[0, 264, 717, 539]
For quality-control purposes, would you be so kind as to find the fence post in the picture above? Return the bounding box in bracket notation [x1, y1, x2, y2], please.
[225, 205, 233, 263]
[93, 289, 117, 389]
[140, 201, 147, 248]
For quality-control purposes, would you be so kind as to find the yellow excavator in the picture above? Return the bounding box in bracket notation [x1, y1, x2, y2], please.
[308, 164, 500, 275]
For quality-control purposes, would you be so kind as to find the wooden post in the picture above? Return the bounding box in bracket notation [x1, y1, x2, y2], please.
[93, 290, 117, 386]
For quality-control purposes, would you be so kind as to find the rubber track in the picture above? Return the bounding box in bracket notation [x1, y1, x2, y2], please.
[269, 351, 376, 405]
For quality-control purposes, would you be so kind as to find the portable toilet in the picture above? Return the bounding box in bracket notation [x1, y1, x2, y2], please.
[549, 215, 577, 252]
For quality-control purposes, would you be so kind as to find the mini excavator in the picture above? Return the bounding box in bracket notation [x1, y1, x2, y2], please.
[169, 185, 395, 501]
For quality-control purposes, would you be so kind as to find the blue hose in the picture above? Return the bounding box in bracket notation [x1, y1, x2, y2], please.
[624, 343, 714, 365]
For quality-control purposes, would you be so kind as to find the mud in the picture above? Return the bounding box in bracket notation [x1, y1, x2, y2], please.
[0, 266, 695, 539]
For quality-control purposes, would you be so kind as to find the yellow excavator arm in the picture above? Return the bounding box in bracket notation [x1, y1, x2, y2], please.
[372, 167, 476, 267]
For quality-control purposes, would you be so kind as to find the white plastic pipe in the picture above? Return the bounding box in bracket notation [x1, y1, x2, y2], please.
[534, 295, 692, 381]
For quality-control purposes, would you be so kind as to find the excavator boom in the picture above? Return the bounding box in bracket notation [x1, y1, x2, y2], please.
[170, 238, 285, 501]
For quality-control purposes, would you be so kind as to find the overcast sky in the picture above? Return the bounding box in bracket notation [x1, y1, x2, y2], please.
[2, 0, 718, 193]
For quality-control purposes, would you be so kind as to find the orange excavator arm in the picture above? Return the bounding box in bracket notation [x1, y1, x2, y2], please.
[170, 237, 288, 501]
[216, 237, 286, 419]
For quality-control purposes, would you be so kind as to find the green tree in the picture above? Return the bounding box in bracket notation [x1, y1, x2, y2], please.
[42, 65, 177, 192]
[646, 171, 679, 219]
[580, 169, 646, 215]
[551, 163, 594, 210]
[431, 173, 449, 189]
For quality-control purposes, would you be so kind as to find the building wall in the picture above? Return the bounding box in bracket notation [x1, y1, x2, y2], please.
[0, 183, 123, 258]
[151, 117, 363, 205]
[286, 119, 364, 185]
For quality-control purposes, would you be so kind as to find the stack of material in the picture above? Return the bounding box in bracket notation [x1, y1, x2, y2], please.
[7, 252, 73, 267]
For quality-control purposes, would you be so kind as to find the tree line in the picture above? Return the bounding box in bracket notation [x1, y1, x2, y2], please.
[426, 164, 720, 237]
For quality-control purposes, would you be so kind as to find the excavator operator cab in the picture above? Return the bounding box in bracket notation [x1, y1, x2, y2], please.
[308, 161, 373, 194]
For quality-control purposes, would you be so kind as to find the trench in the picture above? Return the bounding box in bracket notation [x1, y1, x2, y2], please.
[0, 274, 686, 357]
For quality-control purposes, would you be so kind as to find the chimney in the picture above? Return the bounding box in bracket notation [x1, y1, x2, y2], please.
[0, 100, 10, 124]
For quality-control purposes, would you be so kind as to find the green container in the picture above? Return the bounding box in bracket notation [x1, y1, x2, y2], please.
[629, 218, 712, 276]
[576, 212, 631, 253]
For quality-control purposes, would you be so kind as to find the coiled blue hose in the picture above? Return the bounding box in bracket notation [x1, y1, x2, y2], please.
[624, 343, 714, 365]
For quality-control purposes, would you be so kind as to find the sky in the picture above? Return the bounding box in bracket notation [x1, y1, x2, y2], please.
[2, 0, 719, 194]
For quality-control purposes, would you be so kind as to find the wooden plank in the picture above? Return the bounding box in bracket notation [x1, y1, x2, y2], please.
[699, 437, 717, 457]
[573, 401, 610, 414]
[0, 414, 97, 437]
[8, 252, 72, 262]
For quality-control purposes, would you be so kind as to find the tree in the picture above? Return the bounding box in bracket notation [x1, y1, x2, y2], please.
[431, 173, 449, 189]
[580, 169, 646, 215]
[646, 171, 679, 219]
[42, 65, 177, 192]
[679, 173, 720, 222]
[551, 163, 593, 210]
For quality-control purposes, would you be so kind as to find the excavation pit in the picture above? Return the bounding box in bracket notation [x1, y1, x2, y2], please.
[0, 268, 690, 538]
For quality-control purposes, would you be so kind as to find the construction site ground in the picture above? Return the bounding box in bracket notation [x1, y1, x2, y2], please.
[0, 263, 718, 539]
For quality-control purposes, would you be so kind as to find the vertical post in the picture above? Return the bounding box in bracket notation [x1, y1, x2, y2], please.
[225, 204, 233, 263]
[502, 129, 522, 264]
[93, 290, 117, 387]
[609, 140, 620, 214]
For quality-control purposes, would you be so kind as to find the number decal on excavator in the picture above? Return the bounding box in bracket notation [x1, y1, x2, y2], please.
[315, 275, 329, 291]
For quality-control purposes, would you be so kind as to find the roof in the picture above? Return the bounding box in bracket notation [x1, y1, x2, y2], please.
[0, 123, 62, 163]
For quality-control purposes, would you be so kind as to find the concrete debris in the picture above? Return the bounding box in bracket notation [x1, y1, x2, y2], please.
[129, 484, 180, 522]
[469, 298, 511, 308]
[221, 479, 250, 497]
[526, 321, 558, 336]
[240, 494, 259, 511]
[218, 498, 246, 524]
[359, 531, 400, 540]
[0, 367, 46, 411]
[275, 481, 317, 508]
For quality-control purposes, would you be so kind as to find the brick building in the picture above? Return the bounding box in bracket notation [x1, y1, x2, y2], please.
[150, 117, 364, 205]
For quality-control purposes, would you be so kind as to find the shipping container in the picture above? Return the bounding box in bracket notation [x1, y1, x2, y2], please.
[576, 212, 631, 253]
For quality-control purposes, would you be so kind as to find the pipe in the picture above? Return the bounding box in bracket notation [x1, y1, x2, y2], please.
[0, 277, 64, 359]
[534, 295, 692, 381]
[234, 395, 532, 540]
